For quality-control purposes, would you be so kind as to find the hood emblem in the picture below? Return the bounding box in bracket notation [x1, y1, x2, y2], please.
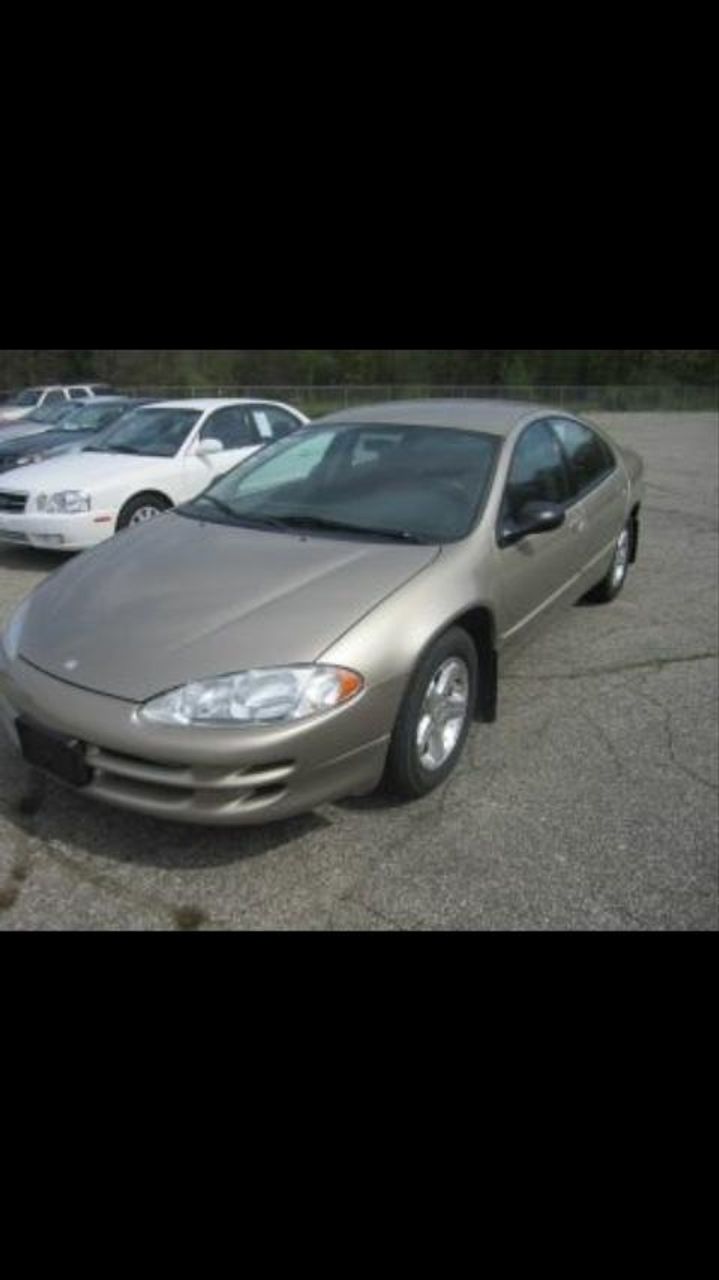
[63, 658, 79, 671]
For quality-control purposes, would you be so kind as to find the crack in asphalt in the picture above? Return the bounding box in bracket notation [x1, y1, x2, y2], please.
[569, 666, 718, 797]
[629, 677, 719, 796]
[504, 651, 718, 683]
[334, 891, 415, 931]
[575, 705, 626, 780]
[575, 667, 718, 799]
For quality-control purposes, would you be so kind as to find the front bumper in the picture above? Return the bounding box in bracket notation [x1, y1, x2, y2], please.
[0, 650, 399, 825]
[0, 508, 115, 551]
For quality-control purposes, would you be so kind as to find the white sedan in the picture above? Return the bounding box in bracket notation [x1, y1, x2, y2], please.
[0, 398, 308, 551]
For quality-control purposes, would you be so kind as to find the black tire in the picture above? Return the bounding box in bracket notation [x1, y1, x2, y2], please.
[583, 519, 632, 604]
[382, 626, 478, 799]
[116, 493, 171, 532]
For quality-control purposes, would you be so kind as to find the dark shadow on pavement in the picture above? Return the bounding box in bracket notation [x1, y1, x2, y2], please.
[2, 774, 332, 870]
[0, 546, 75, 574]
[334, 790, 408, 813]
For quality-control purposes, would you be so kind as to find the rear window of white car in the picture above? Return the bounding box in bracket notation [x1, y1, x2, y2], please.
[251, 406, 302, 441]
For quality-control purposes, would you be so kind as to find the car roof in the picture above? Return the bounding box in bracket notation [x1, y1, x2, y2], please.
[140, 398, 295, 411]
[314, 398, 565, 438]
[67, 395, 138, 406]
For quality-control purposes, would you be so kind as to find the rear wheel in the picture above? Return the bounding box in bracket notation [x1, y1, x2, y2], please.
[116, 493, 171, 532]
[382, 626, 478, 799]
[584, 519, 632, 603]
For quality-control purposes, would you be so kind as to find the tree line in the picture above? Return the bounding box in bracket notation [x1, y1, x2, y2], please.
[1, 349, 716, 390]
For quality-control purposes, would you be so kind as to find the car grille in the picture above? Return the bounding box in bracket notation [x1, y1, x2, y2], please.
[85, 745, 296, 816]
[0, 491, 28, 513]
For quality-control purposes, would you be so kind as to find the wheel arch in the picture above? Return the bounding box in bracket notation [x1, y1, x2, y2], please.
[128, 488, 174, 508]
[412, 604, 498, 724]
[450, 605, 498, 722]
[120, 489, 175, 514]
[116, 490, 175, 531]
[628, 501, 641, 563]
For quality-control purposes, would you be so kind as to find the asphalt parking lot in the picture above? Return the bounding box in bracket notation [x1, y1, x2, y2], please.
[0, 412, 717, 930]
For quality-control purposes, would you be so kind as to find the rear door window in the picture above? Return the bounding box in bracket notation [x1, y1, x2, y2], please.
[251, 406, 303, 441]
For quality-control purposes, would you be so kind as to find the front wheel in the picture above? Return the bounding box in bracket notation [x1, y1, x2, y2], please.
[583, 520, 632, 604]
[382, 626, 478, 799]
[116, 493, 171, 532]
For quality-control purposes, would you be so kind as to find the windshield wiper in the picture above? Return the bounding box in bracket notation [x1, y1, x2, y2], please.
[83, 444, 142, 454]
[185, 496, 293, 532]
[267, 513, 430, 543]
[183, 502, 430, 542]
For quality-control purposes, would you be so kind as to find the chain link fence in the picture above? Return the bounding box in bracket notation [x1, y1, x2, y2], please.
[2, 384, 716, 416]
[104, 384, 718, 416]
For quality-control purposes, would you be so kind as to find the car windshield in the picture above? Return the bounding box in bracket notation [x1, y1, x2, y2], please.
[83, 407, 201, 457]
[6, 389, 42, 407]
[57, 402, 132, 433]
[21, 401, 78, 425]
[180, 423, 501, 544]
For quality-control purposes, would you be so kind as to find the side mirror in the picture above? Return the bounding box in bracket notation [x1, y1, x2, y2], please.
[498, 500, 566, 548]
[196, 437, 223, 457]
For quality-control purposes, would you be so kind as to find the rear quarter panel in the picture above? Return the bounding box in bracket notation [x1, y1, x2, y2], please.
[618, 444, 645, 504]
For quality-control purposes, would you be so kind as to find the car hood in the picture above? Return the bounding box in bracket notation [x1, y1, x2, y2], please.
[0, 421, 48, 441]
[0, 449, 178, 492]
[0, 427, 86, 460]
[20, 512, 439, 701]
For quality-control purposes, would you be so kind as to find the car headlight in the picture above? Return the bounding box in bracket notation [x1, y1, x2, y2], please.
[35, 490, 92, 513]
[1, 596, 31, 660]
[141, 665, 364, 727]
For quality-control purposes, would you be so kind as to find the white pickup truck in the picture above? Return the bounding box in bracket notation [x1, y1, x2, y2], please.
[0, 384, 115, 424]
